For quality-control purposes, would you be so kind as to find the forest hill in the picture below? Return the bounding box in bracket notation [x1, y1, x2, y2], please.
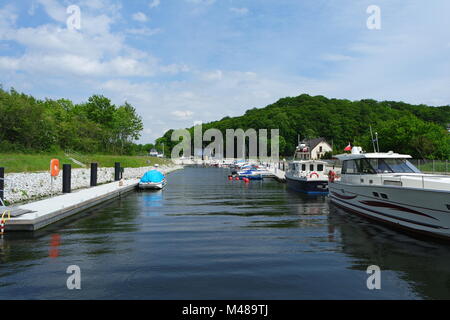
[156, 94, 450, 160]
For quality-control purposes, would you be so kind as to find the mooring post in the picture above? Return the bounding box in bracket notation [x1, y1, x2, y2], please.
[62, 164, 72, 193]
[114, 162, 121, 181]
[0, 167, 4, 203]
[90, 163, 98, 187]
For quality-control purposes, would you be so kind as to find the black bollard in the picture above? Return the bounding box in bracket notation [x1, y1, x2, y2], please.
[62, 164, 72, 193]
[114, 162, 121, 181]
[0, 167, 4, 203]
[90, 163, 98, 187]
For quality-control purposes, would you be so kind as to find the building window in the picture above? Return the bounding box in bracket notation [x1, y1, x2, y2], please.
[319, 146, 323, 152]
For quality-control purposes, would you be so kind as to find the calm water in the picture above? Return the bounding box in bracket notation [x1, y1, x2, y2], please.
[1, 167, 450, 300]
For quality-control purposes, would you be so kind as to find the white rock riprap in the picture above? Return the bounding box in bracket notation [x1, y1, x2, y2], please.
[3, 165, 182, 204]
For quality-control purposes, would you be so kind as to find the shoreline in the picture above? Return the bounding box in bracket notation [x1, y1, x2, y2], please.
[3, 164, 183, 205]
[3, 165, 183, 231]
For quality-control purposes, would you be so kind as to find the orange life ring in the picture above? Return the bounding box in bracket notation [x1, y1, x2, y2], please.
[50, 159, 60, 177]
[309, 172, 319, 179]
[328, 170, 336, 183]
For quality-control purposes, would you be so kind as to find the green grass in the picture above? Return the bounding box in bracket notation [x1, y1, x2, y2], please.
[0, 153, 172, 173]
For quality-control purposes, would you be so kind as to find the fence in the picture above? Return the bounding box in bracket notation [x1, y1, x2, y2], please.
[410, 159, 449, 175]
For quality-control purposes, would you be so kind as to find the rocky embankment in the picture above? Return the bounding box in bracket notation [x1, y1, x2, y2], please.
[3, 165, 183, 204]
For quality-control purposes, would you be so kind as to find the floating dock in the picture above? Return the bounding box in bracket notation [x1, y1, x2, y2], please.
[3, 179, 140, 231]
[267, 166, 286, 182]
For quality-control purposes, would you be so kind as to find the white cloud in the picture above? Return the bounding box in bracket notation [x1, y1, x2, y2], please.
[186, 0, 215, 5]
[230, 7, 248, 15]
[99, 71, 308, 141]
[132, 12, 148, 22]
[125, 27, 162, 36]
[149, 0, 160, 9]
[201, 70, 223, 81]
[321, 54, 353, 62]
[0, 2, 178, 79]
[171, 110, 194, 119]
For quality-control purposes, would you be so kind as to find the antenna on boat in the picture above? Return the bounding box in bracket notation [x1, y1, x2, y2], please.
[375, 132, 380, 153]
[369, 126, 376, 153]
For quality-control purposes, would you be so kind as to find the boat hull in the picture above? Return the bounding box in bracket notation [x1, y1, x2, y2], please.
[286, 176, 328, 194]
[238, 174, 263, 180]
[329, 182, 450, 239]
[138, 180, 166, 190]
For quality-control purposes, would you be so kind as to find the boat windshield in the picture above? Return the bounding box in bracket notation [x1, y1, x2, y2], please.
[342, 158, 421, 174]
[367, 158, 421, 173]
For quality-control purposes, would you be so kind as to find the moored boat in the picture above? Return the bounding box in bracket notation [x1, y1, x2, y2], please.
[285, 160, 330, 194]
[329, 146, 450, 239]
[139, 169, 167, 190]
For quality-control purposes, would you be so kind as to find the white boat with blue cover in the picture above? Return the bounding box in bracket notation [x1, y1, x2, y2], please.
[139, 169, 167, 190]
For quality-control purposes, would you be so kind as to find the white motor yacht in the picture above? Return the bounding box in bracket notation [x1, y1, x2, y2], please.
[329, 147, 450, 239]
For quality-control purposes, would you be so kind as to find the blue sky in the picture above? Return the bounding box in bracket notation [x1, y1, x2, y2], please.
[0, 0, 449, 143]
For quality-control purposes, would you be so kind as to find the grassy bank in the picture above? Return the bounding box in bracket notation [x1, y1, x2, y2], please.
[0, 153, 171, 173]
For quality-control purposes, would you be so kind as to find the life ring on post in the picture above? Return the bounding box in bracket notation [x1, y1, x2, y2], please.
[309, 172, 319, 179]
[328, 170, 336, 183]
[50, 159, 60, 177]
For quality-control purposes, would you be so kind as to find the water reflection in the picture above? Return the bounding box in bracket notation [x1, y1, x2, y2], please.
[0, 167, 449, 299]
[329, 204, 450, 299]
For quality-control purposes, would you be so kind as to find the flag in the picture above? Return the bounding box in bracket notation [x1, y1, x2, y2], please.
[344, 143, 352, 152]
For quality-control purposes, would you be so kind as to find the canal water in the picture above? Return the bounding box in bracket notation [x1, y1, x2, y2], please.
[1, 167, 450, 299]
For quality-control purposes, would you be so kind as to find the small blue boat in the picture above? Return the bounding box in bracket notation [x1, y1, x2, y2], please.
[139, 169, 167, 190]
[237, 169, 264, 180]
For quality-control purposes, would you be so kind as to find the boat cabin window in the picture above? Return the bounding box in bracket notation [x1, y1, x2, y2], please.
[342, 160, 359, 174]
[368, 158, 421, 173]
[342, 159, 375, 174]
[302, 164, 306, 171]
[310, 164, 314, 171]
[317, 164, 324, 172]
[358, 159, 376, 174]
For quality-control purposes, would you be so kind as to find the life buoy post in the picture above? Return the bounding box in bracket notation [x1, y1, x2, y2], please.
[50, 159, 60, 177]
[328, 170, 336, 183]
